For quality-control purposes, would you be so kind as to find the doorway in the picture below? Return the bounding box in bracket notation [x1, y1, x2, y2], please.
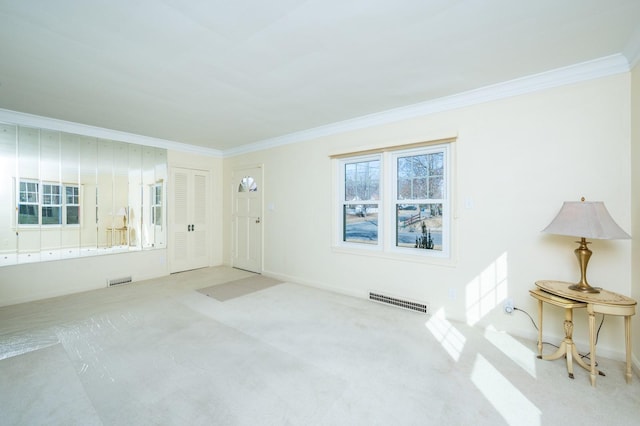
[169, 167, 210, 273]
[231, 166, 263, 273]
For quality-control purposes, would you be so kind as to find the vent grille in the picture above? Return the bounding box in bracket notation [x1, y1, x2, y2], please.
[108, 276, 132, 287]
[369, 292, 428, 314]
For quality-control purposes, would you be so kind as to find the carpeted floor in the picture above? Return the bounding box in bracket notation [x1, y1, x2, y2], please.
[1, 266, 639, 425]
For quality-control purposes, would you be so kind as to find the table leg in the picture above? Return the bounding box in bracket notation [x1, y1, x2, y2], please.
[588, 307, 597, 386]
[540, 307, 590, 379]
[537, 299, 543, 358]
[625, 315, 632, 384]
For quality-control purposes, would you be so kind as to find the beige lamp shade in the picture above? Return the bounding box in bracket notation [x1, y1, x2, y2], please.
[542, 201, 630, 240]
[542, 199, 630, 293]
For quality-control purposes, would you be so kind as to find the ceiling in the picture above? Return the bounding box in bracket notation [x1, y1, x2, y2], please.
[1, 1, 639, 153]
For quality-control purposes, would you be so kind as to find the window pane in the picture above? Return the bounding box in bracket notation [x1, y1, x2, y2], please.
[429, 176, 444, 199]
[66, 206, 79, 224]
[20, 181, 39, 203]
[238, 176, 257, 192]
[343, 204, 378, 244]
[396, 203, 442, 250]
[42, 206, 61, 225]
[42, 184, 62, 205]
[344, 160, 379, 202]
[66, 186, 79, 204]
[397, 152, 443, 200]
[154, 207, 162, 224]
[18, 204, 39, 224]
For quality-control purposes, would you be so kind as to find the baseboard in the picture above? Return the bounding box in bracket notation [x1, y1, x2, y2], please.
[260, 269, 366, 300]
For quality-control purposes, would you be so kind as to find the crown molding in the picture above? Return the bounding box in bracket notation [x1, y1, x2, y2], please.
[0, 53, 631, 159]
[224, 54, 630, 157]
[0, 108, 223, 158]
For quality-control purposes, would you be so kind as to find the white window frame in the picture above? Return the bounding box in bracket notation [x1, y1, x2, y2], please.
[388, 145, 450, 258]
[41, 183, 62, 225]
[17, 180, 81, 227]
[338, 154, 383, 249]
[18, 180, 40, 226]
[335, 140, 453, 260]
[65, 184, 80, 225]
[151, 182, 163, 226]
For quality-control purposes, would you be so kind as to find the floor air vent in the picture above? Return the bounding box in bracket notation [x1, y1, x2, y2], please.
[369, 292, 428, 314]
[108, 276, 132, 287]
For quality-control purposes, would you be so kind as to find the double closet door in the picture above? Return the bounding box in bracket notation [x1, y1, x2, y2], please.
[169, 167, 210, 273]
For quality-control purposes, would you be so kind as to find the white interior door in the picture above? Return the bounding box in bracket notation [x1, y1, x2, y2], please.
[169, 167, 210, 273]
[232, 166, 262, 273]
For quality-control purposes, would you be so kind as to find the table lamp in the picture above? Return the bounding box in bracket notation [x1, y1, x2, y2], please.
[541, 197, 630, 293]
[117, 207, 128, 229]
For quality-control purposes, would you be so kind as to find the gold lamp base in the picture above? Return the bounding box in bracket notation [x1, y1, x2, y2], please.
[568, 283, 600, 293]
[568, 237, 600, 294]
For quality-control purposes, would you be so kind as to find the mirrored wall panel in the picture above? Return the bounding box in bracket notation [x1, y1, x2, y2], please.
[0, 122, 167, 267]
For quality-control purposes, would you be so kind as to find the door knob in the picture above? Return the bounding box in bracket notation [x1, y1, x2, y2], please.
[256, 217, 261, 224]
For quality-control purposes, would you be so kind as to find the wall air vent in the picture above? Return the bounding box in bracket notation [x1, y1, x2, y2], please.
[108, 276, 132, 287]
[369, 292, 428, 314]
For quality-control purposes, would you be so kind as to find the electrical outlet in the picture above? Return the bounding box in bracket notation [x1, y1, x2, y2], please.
[503, 298, 514, 314]
[448, 288, 457, 301]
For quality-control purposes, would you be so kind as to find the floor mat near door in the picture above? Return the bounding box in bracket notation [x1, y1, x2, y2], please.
[197, 275, 283, 301]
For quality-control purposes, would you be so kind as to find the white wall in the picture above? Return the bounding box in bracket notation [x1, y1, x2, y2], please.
[0, 249, 169, 306]
[631, 62, 640, 371]
[224, 73, 633, 361]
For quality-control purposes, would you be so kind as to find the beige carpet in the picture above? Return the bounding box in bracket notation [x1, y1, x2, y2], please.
[197, 274, 283, 301]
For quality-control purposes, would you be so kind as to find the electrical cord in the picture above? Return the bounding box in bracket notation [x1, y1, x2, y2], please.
[513, 307, 559, 349]
[578, 314, 605, 363]
[513, 306, 604, 361]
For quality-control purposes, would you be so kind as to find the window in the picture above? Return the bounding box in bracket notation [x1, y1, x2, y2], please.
[18, 181, 39, 224]
[17, 181, 80, 226]
[393, 149, 445, 251]
[151, 182, 162, 225]
[65, 185, 79, 225]
[42, 184, 62, 225]
[340, 156, 380, 245]
[336, 141, 451, 258]
[238, 176, 257, 192]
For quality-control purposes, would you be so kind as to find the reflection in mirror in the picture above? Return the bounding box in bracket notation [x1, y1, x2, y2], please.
[128, 143, 142, 250]
[79, 135, 98, 256]
[17, 126, 41, 263]
[0, 123, 17, 264]
[0, 122, 167, 267]
[39, 129, 62, 262]
[61, 133, 81, 258]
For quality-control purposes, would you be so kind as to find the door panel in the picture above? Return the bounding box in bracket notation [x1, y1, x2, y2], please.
[169, 167, 210, 273]
[232, 167, 262, 273]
